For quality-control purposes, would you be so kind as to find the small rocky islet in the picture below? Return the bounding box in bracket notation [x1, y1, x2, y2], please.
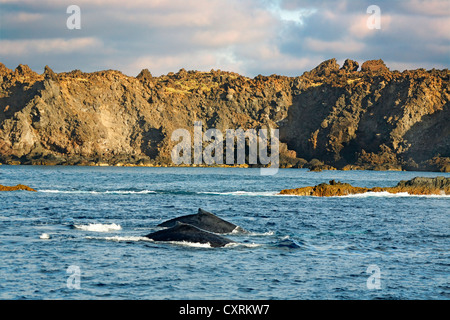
[279, 176, 450, 196]
[0, 184, 37, 192]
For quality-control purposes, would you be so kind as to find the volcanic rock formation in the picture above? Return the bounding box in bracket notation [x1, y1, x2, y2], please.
[0, 59, 448, 171]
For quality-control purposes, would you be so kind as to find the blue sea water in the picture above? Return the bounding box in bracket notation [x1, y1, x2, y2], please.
[0, 166, 448, 300]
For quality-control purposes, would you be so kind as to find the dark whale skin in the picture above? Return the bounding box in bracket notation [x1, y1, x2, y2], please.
[158, 208, 245, 234]
[145, 222, 235, 248]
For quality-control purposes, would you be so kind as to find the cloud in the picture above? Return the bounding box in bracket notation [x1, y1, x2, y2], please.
[3, 12, 44, 23]
[0, 37, 104, 55]
[0, 0, 448, 77]
[398, 0, 450, 16]
[305, 37, 365, 54]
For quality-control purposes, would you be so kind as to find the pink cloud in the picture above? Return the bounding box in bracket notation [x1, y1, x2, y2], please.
[0, 38, 104, 56]
[401, 0, 450, 16]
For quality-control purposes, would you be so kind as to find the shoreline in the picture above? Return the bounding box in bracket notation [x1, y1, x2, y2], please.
[0, 162, 448, 173]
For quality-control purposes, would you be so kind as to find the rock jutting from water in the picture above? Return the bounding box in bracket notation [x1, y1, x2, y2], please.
[0, 184, 37, 192]
[279, 177, 450, 196]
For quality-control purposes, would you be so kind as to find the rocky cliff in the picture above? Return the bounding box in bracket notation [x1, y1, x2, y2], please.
[0, 59, 448, 171]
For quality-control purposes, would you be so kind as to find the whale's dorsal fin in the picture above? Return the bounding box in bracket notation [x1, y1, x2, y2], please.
[198, 208, 211, 215]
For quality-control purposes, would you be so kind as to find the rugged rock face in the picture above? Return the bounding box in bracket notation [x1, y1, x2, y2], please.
[0, 59, 448, 171]
[341, 59, 359, 72]
[280, 60, 449, 172]
[279, 177, 450, 196]
[388, 176, 450, 194]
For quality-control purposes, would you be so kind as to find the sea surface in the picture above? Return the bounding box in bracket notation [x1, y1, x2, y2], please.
[0, 166, 449, 300]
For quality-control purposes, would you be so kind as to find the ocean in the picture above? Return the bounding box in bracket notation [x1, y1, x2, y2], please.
[0, 166, 448, 300]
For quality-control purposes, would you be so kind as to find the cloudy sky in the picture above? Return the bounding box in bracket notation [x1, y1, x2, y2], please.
[0, 0, 448, 77]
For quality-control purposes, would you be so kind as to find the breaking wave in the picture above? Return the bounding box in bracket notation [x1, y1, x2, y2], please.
[199, 191, 279, 196]
[85, 235, 262, 248]
[74, 223, 122, 232]
[86, 235, 151, 242]
[40, 189, 156, 194]
[38, 189, 449, 198]
[337, 191, 450, 198]
[39, 188, 279, 196]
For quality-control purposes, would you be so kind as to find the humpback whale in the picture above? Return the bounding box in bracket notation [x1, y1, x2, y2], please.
[144, 222, 235, 248]
[158, 208, 246, 234]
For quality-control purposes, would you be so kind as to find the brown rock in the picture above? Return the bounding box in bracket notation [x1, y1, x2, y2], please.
[280, 180, 369, 196]
[44, 65, 58, 81]
[341, 59, 359, 72]
[388, 176, 450, 195]
[280, 177, 450, 196]
[310, 58, 340, 77]
[136, 68, 153, 81]
[15, 64, 34, 76]
[0, 63, 12, 75]
[0, 184, 37, 192]
[360, 59, 389, 73]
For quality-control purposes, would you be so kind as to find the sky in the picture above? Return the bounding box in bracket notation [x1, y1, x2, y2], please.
[0, 0, 449, 77]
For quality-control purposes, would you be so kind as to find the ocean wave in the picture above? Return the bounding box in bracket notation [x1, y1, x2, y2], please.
[86, 235, 262, 248]
[245, 230, 275, 236]
[164, 241, 214, 248]
[38, 189, 449, 198]
[39, 233, 51, 240]
[148, 239, 261, 249]
[39, 188, 279, 196]
[74, 223, 122, 232]
[86, 235, 151, 242]
[105, 190, 156, 194]
[337, 191, 450, 198]
[40, 189, 90, 194]
[225, 242, 262, 248]
[198, 191, 279, 196]
[40, 189, 156, 194]
[273, 237, 303, 249]
[213, 191, 450, 198]
[87, 236, 215, 248]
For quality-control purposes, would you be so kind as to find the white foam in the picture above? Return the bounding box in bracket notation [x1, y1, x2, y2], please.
[74, 223, 122, 232]
[39, 189, 155, 194]
[86, 236, 151, 242]
[35, 189, 450, 198]
[88, 236, 214, 247]
[85, 236, 261, 249]
[40, 189, 82, 193]
[246, 230, 275, 236]
[104, 190, 156, 194]
[41, 189, 281, 196]
[276, 191, 450, 198]
[337, 191, 450, 198]
[225, 242, 262, 248]
[199, 191, 279, 197]
[166, 241, 214, 248]
[39, 233, 51, 239]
